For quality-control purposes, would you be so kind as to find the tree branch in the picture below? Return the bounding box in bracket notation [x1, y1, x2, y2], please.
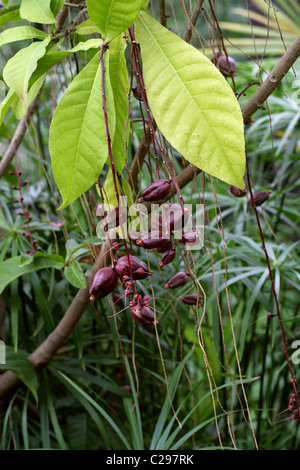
[241, 35, 300, 123]
[183, 0, 205, 43]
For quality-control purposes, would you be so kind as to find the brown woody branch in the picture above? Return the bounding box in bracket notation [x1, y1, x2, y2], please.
[184, 0, 205, 43]
[159, 0, 167, 28]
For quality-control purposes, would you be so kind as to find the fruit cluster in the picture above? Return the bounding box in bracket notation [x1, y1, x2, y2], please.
[90, 179, 204, 325]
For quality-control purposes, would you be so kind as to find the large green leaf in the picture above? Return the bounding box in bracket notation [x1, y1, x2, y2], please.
[109, 33, 129, 173]
[3, 36, 51, 103]
[0, 346, 38, 402]
[49, 51, 116, 209]
[135, 11, 246, 189]
[0, 26, 48, 47]
[86, 0, 143, 42]
[20, 0, 56, 24]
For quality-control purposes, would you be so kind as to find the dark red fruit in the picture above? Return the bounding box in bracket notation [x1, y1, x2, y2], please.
[138, 179, 171, 203]
[115, 255, 152, 280]
[159, 248, 176, 268]
[178, 294, 202, 305]
[217, 55, 237, 77]
[210, 51, 221, 65]
[165, 272, 189, 289]
[89, 267, 119, 301]
[132, 83, 143, 101]
[230, 185, 246, 197]
[135, 230, 170, 250]
[130, 304, 155, 326]
[248, 190, 272, 207]
[156, 240, 174, 254]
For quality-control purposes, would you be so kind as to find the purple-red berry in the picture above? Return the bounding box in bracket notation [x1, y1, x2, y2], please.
[159, 248, 176, 268]
[135, 230, 170, 250]
[230, 185, 246, 197]
[248, 190, 272, 207]
[89, 267, 119, 301]
[130, 304, 155, 326]
[179, 231, 201, 246]
[217, 55, 237, 77]
[178, 294, 202, 305]
[165, 272, 189, 289]
[115, 255, 152, 280]
[138, 179, 171, 203]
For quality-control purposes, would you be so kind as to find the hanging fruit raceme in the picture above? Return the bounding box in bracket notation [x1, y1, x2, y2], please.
[138, 179, 171, 203]
[230, 185, 246, 197]
[115, 255, 152, 280]
[165, 272, 189, 289]
[89, 267, 119, 301]
[210, 51, 221, 66]
[179, 294, 202, 305]
[248, 190, 272, 207]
